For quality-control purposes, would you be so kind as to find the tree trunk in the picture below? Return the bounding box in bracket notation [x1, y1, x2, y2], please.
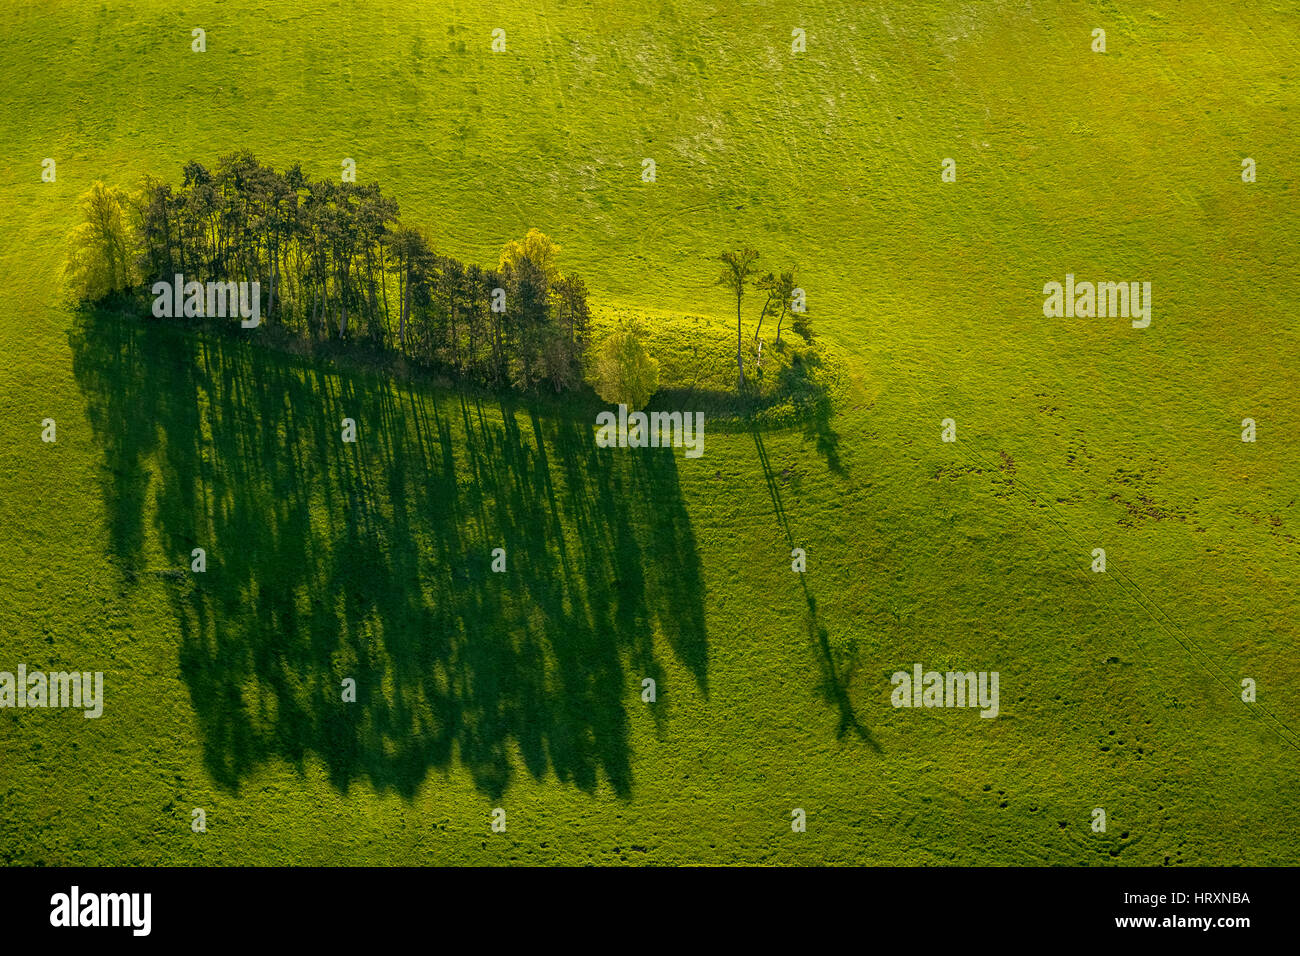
[736, 293, 745, 387]
[754, 293, 773, 347]
[400, 260, 410, 349]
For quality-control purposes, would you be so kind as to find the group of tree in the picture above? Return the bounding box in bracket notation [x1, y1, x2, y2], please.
[65, 152, 592, 393]
[715, 247, 809, 387]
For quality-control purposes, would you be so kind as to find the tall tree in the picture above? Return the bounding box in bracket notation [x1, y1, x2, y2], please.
[772, 270, 796, 347]
[753, 271, 778, 347]
[716, 247, 760, 388]
[64, 182, 135, 300]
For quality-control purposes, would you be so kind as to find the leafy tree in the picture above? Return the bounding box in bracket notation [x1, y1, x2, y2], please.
[789, 276, 813, 343]
[388, 225, 429, 350]
[129, 174, 175, 280]
[716, 247, 760, 388]
[499, 227, 560, 285]
[594, 320, 659, 410]
[64, 182, 135, 301]
[540, 324, 581, 392]
[771, 269, 797, 347]
[501, 252, 551, 388]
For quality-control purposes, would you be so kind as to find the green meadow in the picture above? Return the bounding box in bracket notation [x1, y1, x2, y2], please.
[1, 0, 1297, 865]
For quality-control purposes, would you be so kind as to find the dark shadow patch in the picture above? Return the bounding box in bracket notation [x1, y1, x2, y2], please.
[70, 308, 708, 801]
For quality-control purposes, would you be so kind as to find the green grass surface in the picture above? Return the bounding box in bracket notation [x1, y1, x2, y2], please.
[1, 0, 1297, 865]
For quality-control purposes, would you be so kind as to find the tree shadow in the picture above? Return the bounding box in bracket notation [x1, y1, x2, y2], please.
[69, 309, 708, 801]
[653, 346, 845, 477]
[800, 388, 845, 477]
[751, 427, 877, 749]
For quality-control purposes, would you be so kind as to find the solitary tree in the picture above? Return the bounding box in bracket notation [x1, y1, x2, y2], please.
[716, 247, 760, 388]
[594, 319, 659, 410]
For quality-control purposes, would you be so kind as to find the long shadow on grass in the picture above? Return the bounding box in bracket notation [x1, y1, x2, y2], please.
[654, 343, 845, 476]
[69, 309, 707, 800]
[752, 428, 877, 749]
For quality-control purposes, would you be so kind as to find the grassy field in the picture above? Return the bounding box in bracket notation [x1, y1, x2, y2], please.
[1, 0, 1297, 865]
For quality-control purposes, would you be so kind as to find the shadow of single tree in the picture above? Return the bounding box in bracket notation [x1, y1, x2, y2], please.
[652, 344, 846, 476]
[752, 427, 877, 749]
[70, 310, 708, 801]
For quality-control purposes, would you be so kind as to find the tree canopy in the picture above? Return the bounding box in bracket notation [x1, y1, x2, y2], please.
[66, 152, 592, 395]
[594, 319, 659, 411]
